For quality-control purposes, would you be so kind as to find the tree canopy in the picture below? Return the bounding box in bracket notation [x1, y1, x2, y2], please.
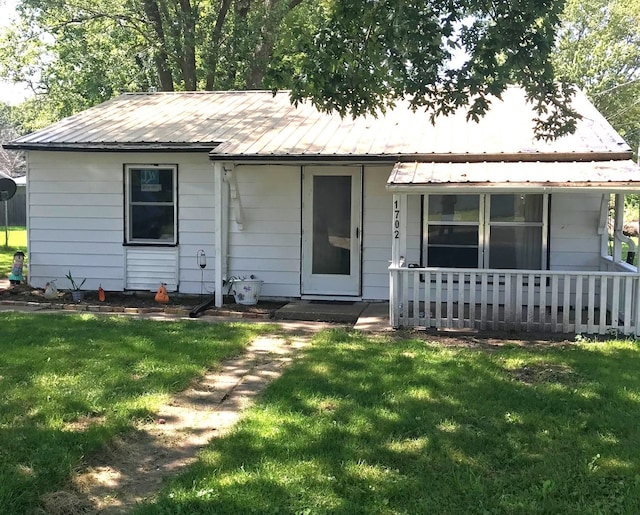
[0, 0, 578, 139]
[554, 0, 640, 155]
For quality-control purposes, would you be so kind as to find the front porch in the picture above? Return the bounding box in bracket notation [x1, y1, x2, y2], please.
[387, 161, 640, 336]
[389, 263, 640, 335]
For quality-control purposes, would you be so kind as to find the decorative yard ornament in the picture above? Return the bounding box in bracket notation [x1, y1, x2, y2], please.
[155, 283, 169, 304]
[43, 280, 58, 299]
[98, 284, 105, 302]
[8, 250, 24, 285]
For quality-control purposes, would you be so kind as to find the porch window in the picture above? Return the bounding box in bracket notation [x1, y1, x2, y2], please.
[424, 194, 547, 269]
[125, 165, 177, 244]
[426, 195, 480, 267]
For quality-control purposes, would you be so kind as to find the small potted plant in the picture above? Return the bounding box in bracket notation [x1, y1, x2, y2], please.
[65, 270, 87, 302]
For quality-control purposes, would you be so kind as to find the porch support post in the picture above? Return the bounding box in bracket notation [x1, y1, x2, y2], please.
[214, 162, 225, 308]
[390, 193, 408, 327]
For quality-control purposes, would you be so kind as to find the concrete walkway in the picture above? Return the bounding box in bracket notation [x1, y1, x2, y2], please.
[1, 280, 390, 512]
[59, 324, 324, 513]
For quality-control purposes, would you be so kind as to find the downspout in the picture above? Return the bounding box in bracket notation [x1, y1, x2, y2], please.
[222, 166, 230, 290]
[213, 162, 224, 307]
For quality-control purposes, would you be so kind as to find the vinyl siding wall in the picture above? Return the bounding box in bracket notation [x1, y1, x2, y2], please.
[227, 164, 302, 298]
[26, 151, 603, 298]
[226, 163, 413, 301]
[361, 165, 421, 300]
[27, 151, 215, 292]
[548, 192, 602, 271]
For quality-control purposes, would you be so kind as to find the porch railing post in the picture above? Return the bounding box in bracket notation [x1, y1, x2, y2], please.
[392, 267, 639, 335]
[390, 193, 408, 327]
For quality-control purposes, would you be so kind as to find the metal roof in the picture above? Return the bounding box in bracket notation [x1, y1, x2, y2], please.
[4, 88, 632, 161]
[387, 160, 640, 191]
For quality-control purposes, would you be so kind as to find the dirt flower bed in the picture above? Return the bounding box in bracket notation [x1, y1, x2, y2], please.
[0, 284, 285, 319]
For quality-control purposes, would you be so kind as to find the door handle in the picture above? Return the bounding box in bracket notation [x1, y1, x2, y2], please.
[356, 227, 360, 239]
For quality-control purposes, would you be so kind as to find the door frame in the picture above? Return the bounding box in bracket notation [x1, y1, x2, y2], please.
[301, 165, 363, 297]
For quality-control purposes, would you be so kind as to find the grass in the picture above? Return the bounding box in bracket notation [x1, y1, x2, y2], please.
[0, 226, 27, 276]
[0, 313, 270, 513]
[135, 330, 640, 514]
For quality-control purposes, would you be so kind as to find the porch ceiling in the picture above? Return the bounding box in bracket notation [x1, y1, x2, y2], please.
[387, 160, 640, 192]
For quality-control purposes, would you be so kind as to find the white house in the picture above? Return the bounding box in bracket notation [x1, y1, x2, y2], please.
[5, 88, 640, 334]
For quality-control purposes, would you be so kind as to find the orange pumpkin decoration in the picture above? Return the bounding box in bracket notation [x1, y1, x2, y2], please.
[98, 285, 106, 302]
[155, 283, 169, 304]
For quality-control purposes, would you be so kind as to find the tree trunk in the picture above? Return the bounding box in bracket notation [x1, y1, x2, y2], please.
[246, 0, 304, 88]
[179, 0, 197, 90]
[205, 0, 233, 90]
[143, 0, 174, 91]
[227, 0, 251, 86]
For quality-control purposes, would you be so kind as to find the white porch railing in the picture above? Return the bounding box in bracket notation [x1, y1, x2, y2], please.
[389, 266, 640, 335]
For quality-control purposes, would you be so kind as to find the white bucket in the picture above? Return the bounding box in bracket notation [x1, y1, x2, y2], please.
[230, 279, 263, 305]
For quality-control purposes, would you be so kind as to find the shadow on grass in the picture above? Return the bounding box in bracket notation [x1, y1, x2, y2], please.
[0, 312, 266, 513]
[137, 329, 640, 514]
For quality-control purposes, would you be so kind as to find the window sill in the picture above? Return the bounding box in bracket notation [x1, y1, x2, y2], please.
[123, 242, 178, 247]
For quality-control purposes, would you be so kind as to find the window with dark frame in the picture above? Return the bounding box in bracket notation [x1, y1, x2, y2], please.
[125, 165, 177, 244]
[423, 193, 547, 270]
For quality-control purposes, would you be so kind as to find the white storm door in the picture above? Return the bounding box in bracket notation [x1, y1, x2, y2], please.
[302, 166, 362, 296]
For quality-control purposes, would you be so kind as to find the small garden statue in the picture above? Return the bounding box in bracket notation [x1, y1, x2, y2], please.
[8, 251, 25, 285]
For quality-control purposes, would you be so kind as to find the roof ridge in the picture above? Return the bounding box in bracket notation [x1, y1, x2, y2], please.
[121, 90, 289, 96]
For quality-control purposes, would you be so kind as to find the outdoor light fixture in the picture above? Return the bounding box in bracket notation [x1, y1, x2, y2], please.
[197, 249, 207, 296]
[197, 249, 207, 269]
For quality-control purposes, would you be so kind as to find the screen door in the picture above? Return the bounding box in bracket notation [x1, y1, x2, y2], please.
[302, 166, 362, 296]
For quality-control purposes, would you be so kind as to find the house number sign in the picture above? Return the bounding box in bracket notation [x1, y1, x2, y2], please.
[394, 199, 400, 239]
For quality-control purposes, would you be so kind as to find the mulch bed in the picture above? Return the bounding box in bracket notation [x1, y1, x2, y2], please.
[0, 284, 286, 319]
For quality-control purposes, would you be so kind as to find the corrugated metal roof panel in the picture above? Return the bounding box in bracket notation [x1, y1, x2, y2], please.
[387, 160, 640, 187]
[6, 88, 631, 159]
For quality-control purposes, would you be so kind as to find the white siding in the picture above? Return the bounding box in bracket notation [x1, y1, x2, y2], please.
[26, 154, 398, 300]
[362, 165, 402, 300]
[225, 164, 398, 301]
[27, 152, 124, 291]
[27, 152, 603, 301]
[227, 164, 302, 298]
[27, 151, 215, 293]
[549, 193, 602, 271]
[177, 162, 216, 294]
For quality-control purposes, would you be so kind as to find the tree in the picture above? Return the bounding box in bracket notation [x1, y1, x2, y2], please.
[554, 0, 640, 154]
[0, 0, 316, 127]
[0, 104, 26, 177]
[291, 0, 578, 140]
[0, 0, 579, 139]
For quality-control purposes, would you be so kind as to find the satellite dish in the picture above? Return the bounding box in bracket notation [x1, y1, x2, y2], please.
[0, 177, 17, 201]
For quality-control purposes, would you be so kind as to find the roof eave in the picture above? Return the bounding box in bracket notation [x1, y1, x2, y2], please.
[386, 182, 640, 194]
[3, 142, 223, 152]
[209, 151, 633, 163]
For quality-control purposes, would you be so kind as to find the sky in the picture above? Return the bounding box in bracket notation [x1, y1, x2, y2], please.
[0, 0, 31, 105]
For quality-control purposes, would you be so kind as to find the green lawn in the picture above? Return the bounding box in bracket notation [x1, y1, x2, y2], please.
[0, 313, 269, 513]
[1, 226, 27, 276]
[3, 314, 640, 514]
[136, 329, 640, 514]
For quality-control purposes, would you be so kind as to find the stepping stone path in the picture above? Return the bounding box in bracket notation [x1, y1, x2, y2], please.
[41, 324, 322, 514]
